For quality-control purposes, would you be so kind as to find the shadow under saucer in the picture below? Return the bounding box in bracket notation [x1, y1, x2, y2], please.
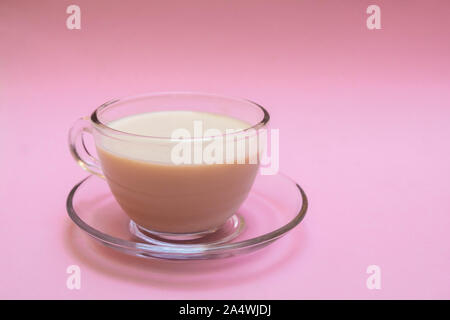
[64, 220, 309, 290]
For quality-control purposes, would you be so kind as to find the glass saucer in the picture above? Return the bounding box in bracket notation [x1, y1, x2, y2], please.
[66, 173, 308, 260]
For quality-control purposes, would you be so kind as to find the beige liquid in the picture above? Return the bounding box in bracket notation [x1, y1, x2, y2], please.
[96, 111, 259, 233]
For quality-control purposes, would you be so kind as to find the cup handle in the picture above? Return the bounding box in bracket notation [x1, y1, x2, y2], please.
[68, 117, 104, 178]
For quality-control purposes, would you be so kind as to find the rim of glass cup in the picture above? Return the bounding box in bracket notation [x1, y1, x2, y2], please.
[90, 92, 270, 141]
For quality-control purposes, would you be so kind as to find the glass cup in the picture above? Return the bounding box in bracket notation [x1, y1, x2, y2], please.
[69, 92, 270, 238]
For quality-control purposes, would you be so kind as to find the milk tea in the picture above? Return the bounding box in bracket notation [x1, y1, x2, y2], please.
[96, 111, 259, 233]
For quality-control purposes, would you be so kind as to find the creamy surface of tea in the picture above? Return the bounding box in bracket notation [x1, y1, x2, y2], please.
[99, 111, 254, 164]
[108, 111, 251, 137]
[95, 111, 259, 233]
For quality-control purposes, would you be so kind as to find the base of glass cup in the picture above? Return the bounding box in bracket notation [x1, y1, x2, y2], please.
[129, 214, 245, 246]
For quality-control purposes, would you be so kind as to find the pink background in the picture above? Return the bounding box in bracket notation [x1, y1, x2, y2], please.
[1, 0, 449, 299]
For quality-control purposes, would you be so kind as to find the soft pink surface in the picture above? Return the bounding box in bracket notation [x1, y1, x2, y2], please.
[1, 0, 449, 299]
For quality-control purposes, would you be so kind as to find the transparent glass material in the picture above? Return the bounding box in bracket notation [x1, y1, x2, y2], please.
[69, 92, 270, 174]
[66, 173, 308, 260]
[68, 92, 308, 259]
[68, 92, 271, 238]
